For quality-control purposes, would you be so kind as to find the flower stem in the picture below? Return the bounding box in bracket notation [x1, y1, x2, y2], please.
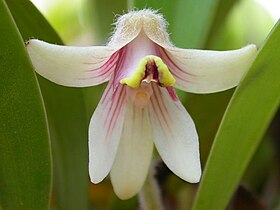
[138, 161, 165, 210]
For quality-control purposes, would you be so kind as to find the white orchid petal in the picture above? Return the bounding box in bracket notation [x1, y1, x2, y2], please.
[148, 84, 201, 183]
[161, 45, 257, 93]
[27, 39, 118, 87]
[110, 100, 153, 200]
[89, 83, 127, 183]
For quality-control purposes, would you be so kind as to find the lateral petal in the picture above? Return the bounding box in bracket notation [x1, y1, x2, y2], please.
[160, 45, 257, 93]
[110, 100, 153, 200]
[89, 83, 127, 183]
[27, 39, 118, 87]
[148, 84, 201, 183]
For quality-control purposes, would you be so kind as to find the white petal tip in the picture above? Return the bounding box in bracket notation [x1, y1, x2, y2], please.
[178, 167, 202, 184]
[89, 173, 104, 184]
[89, 177, 103, 184]
[26, 40, 35, 50]
[26, 39, 41, 48]
[247, 44, 257, 49]
[244, 44, 257, 54]
[111, 174, 145, 200]
[89, 164, 108, 184]
[186, 173, 201, 184]
[113, 186, 139, 200]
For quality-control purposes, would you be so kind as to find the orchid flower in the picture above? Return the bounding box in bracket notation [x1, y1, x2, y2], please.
[27, 9, 257, 200]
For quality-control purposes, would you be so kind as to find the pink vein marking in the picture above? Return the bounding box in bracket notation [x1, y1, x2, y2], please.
[91, 53, 114, 59]
[140, 108, 144, 136]
[105, 86, 126, 139]
[155, 86, 177, 139]
[85, 51, 119, 72]
[112, 47, 127, 90]
[132, 103, 136, 122]
[131, 104, 136, 141]
[84, 62, 116, 80]
[101, 81, 114, 104]
[150, 98, 163, 128]
[83, 57, 108, 65]
[103, 86, 122, 133]
[166, 87, 179, 101]
[165, 48, 191, 59]
[106, 88, 125, 138]
[78, 66, 114, 81]
[151, 85, 172, 133]
[160, 54, 192, 83]
[150, 96, 171, 136]
[77, 52, 119, 80]
[160, 48, 195, 76]
[154, 86, 170, 119]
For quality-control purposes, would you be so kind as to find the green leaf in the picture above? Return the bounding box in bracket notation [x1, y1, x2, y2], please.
[5, 0, 89, 209]
[4, 0, 62, 44]
[0, 0, 51, 209]
[192, 21, 280, 210]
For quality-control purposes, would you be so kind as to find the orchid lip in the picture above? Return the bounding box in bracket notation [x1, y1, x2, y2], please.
[120, 55, 176, 89]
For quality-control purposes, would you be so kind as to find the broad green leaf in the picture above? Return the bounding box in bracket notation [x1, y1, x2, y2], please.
[4, 0, 62, 44]
[0, 0, 51, 209]
[242, 135, 274, 191]
[192, 21, 280, 210]
[5, 0, 89, 209]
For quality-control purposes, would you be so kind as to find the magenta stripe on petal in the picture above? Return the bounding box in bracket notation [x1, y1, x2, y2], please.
[103, 85, 126, 139]
[106, 86, 126, 138]
[159, 53, 193, 84]
[77, 51, 120, 81]
[85, 51, 120, 72]
[160, 48, 194, 76]
[112, 47, 128, 90]
[150, 85, 172, 134]
[166, 87, 178, 101]
[101, 82, 114, 104]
